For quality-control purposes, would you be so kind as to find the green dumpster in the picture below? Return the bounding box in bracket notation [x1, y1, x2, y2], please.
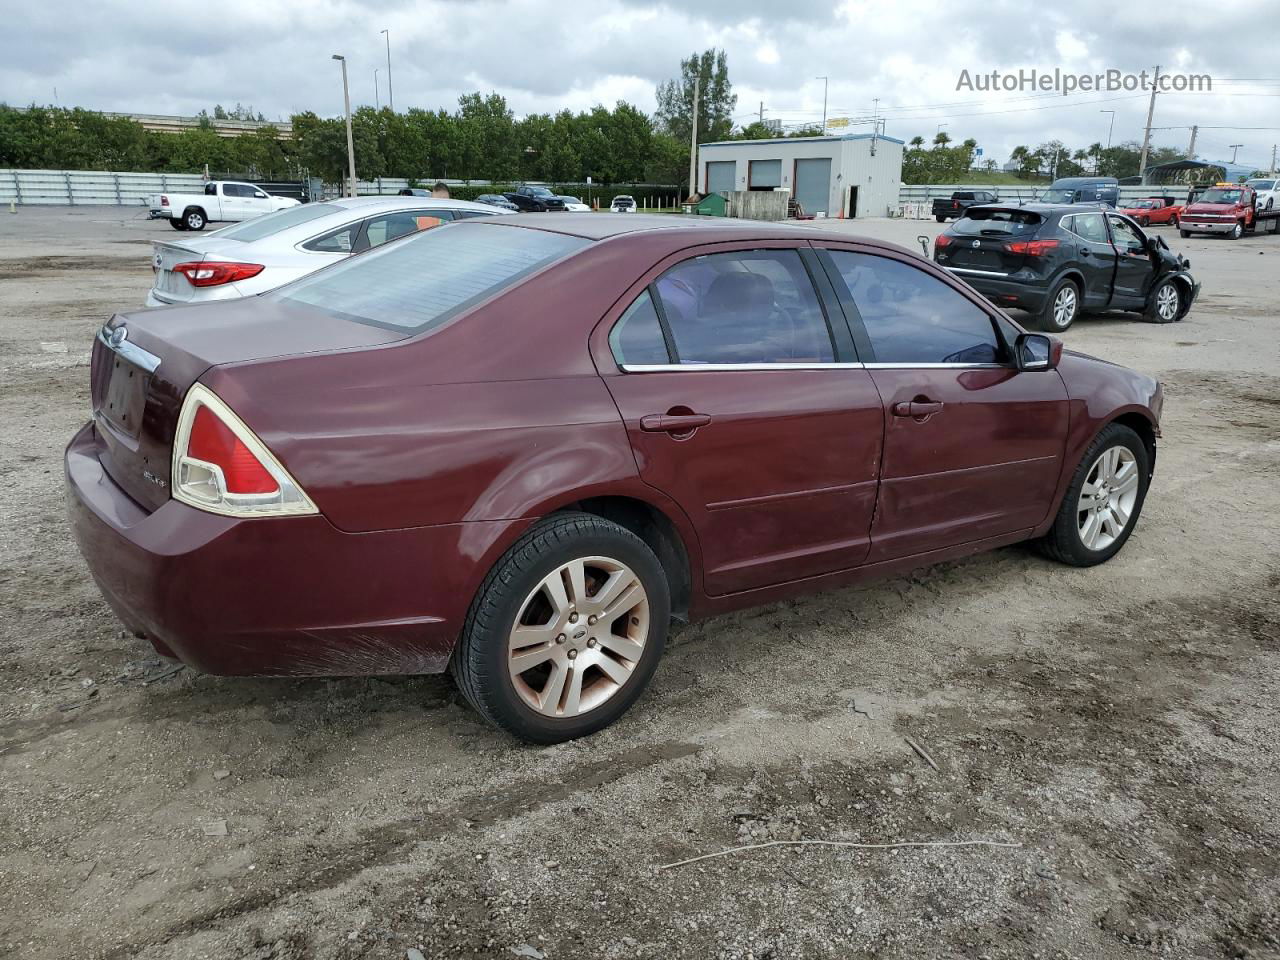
[696, 192, 728, 216]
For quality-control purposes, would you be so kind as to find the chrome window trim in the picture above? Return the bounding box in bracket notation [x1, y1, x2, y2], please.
[97, 325, 161, 373]
[618, 361, 1009, 373]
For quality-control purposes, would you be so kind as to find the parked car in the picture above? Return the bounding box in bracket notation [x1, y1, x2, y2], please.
[1116, 196, 1182, 227]
[1245, 177, 1279, 211]
[610, 195, 637, 213]
[145, 197, 507, 307]
[558, 195, 591, 212]
[504, 185, 567, 211]
[931, 190, 999, 222]
[933, 204, 1198, 331]
[1034, 177, 1119, 208]
[68, 214, 1165, 743]
[1179, 183, 1257, 239]
[474, 193, 520, 211]
[148, 181, 300, 232]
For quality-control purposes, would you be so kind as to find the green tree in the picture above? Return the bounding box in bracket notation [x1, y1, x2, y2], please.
[655, 49, 735, 146]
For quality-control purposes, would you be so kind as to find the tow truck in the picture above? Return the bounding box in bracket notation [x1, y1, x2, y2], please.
[1179, 183, 1280, 239]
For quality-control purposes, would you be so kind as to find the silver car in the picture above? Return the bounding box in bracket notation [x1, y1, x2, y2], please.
[145, 196, 510, 307]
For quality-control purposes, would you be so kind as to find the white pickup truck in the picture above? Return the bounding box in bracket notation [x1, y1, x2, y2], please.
[148, 181, 300, 231]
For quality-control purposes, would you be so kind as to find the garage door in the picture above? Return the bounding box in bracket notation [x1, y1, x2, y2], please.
[794, 158, 831, 216]
[706, 161, 735, 194]
[748, 159, 782, 189]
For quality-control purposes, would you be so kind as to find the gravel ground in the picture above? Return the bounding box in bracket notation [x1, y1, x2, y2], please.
[1, 206, 1277, 960]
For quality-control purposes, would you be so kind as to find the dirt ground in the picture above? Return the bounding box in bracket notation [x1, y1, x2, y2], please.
[1, 206, 1277, 960]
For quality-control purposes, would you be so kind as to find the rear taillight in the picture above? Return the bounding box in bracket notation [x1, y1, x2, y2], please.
[173, 261, 265, 288]
[934, 234, 953, 250]
[1004, 238, 1060, 257]
[160, 195, 169, 206]
[172, 384, 316, 517]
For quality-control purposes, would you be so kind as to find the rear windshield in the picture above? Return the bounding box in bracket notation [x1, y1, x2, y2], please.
[951, 209, 1043, 236]
[272, 222, 589, 333]
[213, 203, 340, 241]
[1247, 180, 1275, 190]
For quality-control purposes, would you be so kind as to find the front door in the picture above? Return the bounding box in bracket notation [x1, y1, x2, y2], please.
[1061, 211, 1116, 308]
[1106, 213, 1154, 306]
[597, 245, 884, 596]
[820, 246, 1069, 562]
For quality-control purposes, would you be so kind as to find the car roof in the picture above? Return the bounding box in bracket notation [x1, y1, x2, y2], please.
[465, 212, 870, 244]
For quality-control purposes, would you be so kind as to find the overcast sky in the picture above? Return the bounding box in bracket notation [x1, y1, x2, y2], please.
[3, 0, 1278, 171]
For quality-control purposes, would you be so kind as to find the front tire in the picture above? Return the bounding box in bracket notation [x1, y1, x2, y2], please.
[1145, 279, 1181, 323]
[1170, 214, 1179, 228]
[452, 513, 670, 744]
[1037, 277, 1081, 332]
[1229, 221, 1243, 240]
[1036, 423, 1150, 567]
[1179, 229, 1191, 239]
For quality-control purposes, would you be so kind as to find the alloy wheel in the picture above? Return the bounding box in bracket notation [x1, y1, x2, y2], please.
[1155, 283, 1180, 321]
[1052, 285, 1077, 329]
[1077, 446, 1139, 551]
[507, 556, 650, 718]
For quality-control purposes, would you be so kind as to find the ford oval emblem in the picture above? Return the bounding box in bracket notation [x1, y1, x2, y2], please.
[971, 239, 981, 248]
[109, 326, 128, 348]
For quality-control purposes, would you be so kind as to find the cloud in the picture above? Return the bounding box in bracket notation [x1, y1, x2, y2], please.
[2, 0, 1276, 171]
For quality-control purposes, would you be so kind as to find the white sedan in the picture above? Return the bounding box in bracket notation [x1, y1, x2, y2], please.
[1246, 177, 1279, 211]
[557, 195, 592, 212]
[145, 196, 509, 307]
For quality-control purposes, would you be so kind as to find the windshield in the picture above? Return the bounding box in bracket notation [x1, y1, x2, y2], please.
[951, 209, 1043, 236]
[1037, 189, 1076, 203]
[526, 187, 554, 197]
[1247, 179, 1275, 190]
[213, 203, 340, 242]
[1198, 188, 1243, 204]
[1125, 200, 1154, 209]
[273, 222, 589, 333]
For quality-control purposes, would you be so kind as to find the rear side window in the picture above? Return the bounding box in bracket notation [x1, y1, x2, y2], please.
[1065, 212, 1108, 243]
[827, 251, 1002, 365]
[650, 249, 834, 364]
[609, 291, 670, 366]
[217, 202, 340, 242]
[951, 209, 1041, 237]
[303, 223, 357, 253]
[273, 222, 588, 333]
[363, 209, 453, 249]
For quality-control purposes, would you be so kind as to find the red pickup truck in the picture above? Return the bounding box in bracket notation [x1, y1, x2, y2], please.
[1117, 196, 1182, 227]
[1179, 183, 1257, 239]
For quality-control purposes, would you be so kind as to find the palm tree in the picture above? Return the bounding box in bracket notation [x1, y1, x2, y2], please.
[932, 131, 952, 148]
[909, 135, 925, 149]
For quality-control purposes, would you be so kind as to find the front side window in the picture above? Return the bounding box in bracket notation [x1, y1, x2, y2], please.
[649, 249, 834, 364]
[1107, 215, 1144, 251]
[827, 251, 1002, 365]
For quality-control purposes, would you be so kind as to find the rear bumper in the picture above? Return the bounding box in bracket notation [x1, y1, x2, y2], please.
[65, 421, 524, 677]
[945, 270, 1050, 312]
[148, 210, 173, 220]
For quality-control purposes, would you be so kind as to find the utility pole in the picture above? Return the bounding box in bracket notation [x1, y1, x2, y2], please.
[759, 101, 764, 125]
[380, 29, 393, 111]
[1137, 64, 1160, 180]
[1100, 109, 1116, 149]
[1229, 144, 1243, 164]
[816, 76, 828, 135]
[1187, 125, 1197, 159]
[332, 54, 357, 197]
[374, 69, 380, 111]
[871, 98, 879, 156]
[687, 74, 700, 199]
[1271, 143, 1277, 175]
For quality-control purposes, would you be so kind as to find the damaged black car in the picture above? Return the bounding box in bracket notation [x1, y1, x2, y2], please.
[931, 204, 1199, 332]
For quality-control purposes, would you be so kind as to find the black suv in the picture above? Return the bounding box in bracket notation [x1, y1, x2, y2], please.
[503, 185, 567, 212]
[933, 204, 1199, 331]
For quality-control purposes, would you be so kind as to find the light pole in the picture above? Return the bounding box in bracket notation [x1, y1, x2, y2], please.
[374, 68, 380, 110]
[1229, 144, 1244, 163]
[815, 76, 828, 135]
[1100, 109, 1116, 149]
[380, 29, 393, 112]
[332, 54, 357, 197]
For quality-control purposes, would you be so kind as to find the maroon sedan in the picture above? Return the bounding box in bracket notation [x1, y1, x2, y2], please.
[66, 215, 1162, 742]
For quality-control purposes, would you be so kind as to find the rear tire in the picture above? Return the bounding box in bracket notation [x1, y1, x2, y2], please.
[452, 512, 670, 744]
[183, 208, 206, 231]
[1037, 277, 1081, 332]
[1036, 423, 1150, 567]
[935, 214, 946, 223]
[168, 219, 188, 231]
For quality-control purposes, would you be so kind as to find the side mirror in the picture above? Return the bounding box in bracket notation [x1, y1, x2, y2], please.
[1015, 333, 1061, 371]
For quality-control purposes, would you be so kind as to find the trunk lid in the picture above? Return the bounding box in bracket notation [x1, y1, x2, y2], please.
[150, 238, 251, 303]
[91, 299, 408, 512]
[940, 208, 1045, 274]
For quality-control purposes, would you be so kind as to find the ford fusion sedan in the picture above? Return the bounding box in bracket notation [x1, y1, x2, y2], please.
[934, 204, 1198, 331]
[145, 196, 507, 307]
[68, 215, 1163, 743]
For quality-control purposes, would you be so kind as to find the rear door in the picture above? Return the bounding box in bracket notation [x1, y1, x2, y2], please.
[595, 242, 884, 596]
[819, 245, 1069, 561]
[221, 183, 255, 221]
[1061, 212, 1116, 308]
